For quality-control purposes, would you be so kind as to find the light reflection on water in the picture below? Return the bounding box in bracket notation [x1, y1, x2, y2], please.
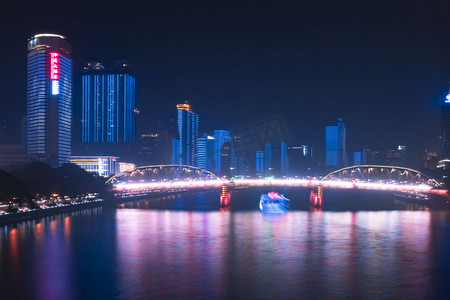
[0, 194, 449, 299]
[113, 209, 447, 299]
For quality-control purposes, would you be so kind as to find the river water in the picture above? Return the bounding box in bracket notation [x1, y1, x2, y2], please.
[0, 188, 449, 299]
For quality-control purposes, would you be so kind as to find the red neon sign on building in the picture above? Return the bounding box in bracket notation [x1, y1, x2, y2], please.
[50, 52, 60, 80]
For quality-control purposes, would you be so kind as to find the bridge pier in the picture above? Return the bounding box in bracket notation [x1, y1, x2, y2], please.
[310, 186, 323, 208]
[220, 184, 231, 207]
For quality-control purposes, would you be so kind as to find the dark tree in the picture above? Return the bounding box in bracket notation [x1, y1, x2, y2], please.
[55, 163, 107, 197]
[0, 169, 30, 202]
[11, 162, 61, 197]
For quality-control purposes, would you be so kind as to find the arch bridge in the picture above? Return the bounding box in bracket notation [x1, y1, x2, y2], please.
[109, 165, 223, 197]
[109, 164, 447, 201]
[227, 165, 446, 196]
[320, 165, 444, 189]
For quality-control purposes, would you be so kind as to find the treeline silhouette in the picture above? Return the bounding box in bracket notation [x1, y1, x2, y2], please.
[0, 162, 107, 203]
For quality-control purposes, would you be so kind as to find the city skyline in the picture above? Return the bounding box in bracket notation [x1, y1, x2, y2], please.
[0, 1, 449, 158]
[0, 3, 449, 299]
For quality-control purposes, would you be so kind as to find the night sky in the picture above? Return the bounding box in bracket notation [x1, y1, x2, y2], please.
[0, 0, 449, 156]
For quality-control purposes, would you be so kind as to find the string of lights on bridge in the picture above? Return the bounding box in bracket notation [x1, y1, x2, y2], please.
[111, 165, 447, 197]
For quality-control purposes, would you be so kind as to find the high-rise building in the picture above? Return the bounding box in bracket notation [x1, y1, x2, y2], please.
[288, 145, 314, 175]
[280, 141, 288, 176]
[197, 135, 214, 171]
[440, 85, 450, 159]
[27, 34, 72, 167]
[213, 130, 231, 173]
[172, 138, 180, 165]
[354, 152, 362, 165]
[256, 150, 264, 175]
[325, 118, 348, 167]
[81, 61, 136, 151]
[264, 143, 272, 175]
[231, 134, 255, 176]
[176, 102, 198, 166]
[157, 119, 178, 165]
[220, 141, 232, 176]
[260, 142, 289, 176]
[138, 133, 158, 165]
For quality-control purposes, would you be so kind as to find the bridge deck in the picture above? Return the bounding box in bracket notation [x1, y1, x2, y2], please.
[113, 179, 447, 196]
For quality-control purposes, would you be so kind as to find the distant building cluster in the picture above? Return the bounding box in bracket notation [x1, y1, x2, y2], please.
[0, 33, 447, 176]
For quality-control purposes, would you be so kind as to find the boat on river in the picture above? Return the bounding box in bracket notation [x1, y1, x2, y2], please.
[259, 192, 289, 213]
[393, 191, 429, 204]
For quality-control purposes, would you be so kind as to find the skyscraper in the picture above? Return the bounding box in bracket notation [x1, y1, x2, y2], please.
[138, 133, 158, 165]
[197, 135, 214, 171]
[27, 34, 72, 167]
[264, 143, 272, 175]
[213, 130, 231, 173]
[81, 61, 136, 157]
[176, 102, 198, 166]
[256, 150, 264, 175]
[325, 118, 348, 167]
[440, 85, 450, 159]
[157, 119, 178, 165]
[82, 61, 135, 144]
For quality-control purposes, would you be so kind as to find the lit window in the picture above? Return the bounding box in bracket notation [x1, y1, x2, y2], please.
[51, 80, 59, 95]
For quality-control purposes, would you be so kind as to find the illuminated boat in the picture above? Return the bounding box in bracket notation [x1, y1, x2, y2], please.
[259, 192, 289, 213]
[393, 191, 429, 204]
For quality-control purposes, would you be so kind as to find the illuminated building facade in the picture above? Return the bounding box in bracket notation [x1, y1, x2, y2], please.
[70, 156, 135, 176]
[176, 102, 198, 166]
[197, 135, 214, 171]
[119, 162, 135, 173]
[256, 150, 264, 175]
[213, 130, 231, 173]
[326, 118, 348, 167]
[440, 86, 450, 158]
[27, 34, 72, 167]
[260, 142, 288, 176]
[70, 156, 119, 177]
[172, 138, 180, 165]
[354, 152, 362, 165]
[81, 61, 135, 156]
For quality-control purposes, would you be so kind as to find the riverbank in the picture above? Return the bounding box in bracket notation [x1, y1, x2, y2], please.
[0, 199, 104, 225]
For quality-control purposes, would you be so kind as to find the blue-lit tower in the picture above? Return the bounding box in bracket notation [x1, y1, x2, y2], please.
[326, 118, 348, 167]
[172, 138, 180, 165]
[27, 34, 72, 167]
[81, 61, 136, 156]
[197, 135, 214, 171]
[256, 150, 264, 175]
[176, 102, 198, 166]
[213, 130, 231, 173]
